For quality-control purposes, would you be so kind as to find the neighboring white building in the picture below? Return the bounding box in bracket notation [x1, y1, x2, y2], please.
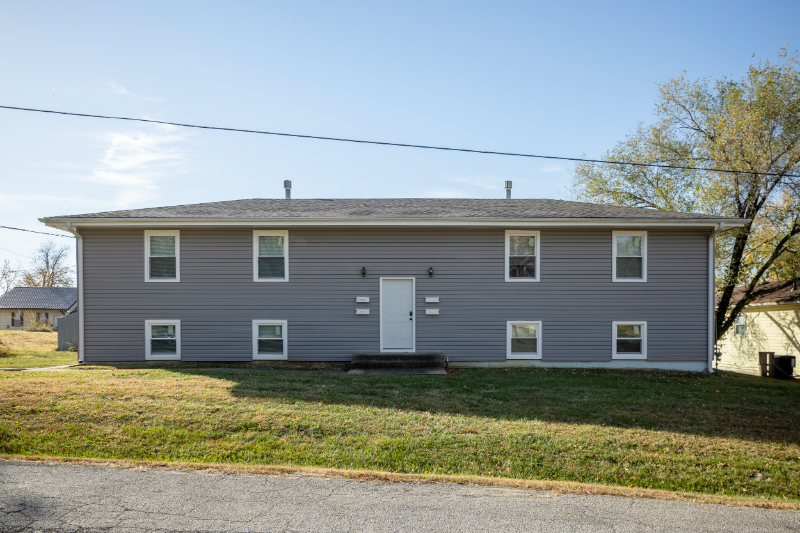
[716, 281, 800, 374]
[0, 287, 77, 330]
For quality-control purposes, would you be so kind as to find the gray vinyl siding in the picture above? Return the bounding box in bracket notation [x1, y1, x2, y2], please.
[81, 227, 710, 363]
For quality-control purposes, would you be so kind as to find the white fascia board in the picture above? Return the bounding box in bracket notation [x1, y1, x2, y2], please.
[40, 217, 750, 229]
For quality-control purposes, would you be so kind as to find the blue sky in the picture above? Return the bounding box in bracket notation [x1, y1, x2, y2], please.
[0, 1, 797, 275]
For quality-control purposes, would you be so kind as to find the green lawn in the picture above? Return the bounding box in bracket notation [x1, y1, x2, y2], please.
[0, 331, 77, 368]
[1, 365, 798, 504]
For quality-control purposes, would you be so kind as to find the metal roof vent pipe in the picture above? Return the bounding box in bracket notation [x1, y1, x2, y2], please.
[504, 181, 512, 199]
[284, 180, 292, 199]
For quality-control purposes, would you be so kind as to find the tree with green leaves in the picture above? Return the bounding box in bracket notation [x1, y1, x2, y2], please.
[570, 49, 800, 339]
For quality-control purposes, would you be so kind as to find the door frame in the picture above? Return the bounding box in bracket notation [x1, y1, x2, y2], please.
[379, 277, 416, 353]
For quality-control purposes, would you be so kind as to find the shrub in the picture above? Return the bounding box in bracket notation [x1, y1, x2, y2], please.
[25, 322, 54, 333]
[0, 338, 10, 357]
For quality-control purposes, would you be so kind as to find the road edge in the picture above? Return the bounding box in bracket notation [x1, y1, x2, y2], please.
[2, 454, 797, 511]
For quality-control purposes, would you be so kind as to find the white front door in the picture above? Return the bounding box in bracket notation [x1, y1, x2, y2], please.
[381, 278, 414, 351]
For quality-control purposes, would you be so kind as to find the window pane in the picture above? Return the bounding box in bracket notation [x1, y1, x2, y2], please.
[258, 339, 284, 353]
[151, 339, 177, 353]
[616, 325, 641, 339]
[150, 257, 177, 278]
[258, 257, 285, 278]
[258, 325, 282, 338]
[511, 324, 537, 338]
[150, 235, 176, 256]
[259, 236, 284, 256]
[735, 314, 746, 325]
[509, 256, 536, 278]
[735, 324, 746, 337]
[616, 257, 642, 278]
[616, 235, 642, 257]
[511, 338, 538, 353]
[509, 235, 535, 256]
[151, 325, 176, 339]
[616, 339, 642, 353]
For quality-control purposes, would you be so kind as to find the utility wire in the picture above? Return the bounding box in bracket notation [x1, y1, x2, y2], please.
[0, 246, 31, 259]
[1, 104, 798, 179]
[0, 226, 74, 238]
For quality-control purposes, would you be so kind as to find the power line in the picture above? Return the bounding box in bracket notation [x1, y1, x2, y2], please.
[0, 246, 31, 259]
[1, 104, 798, 179]
[0, 226, 74, 238]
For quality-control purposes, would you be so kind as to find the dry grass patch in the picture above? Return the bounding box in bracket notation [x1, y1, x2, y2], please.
[0, 330, 76, 368]
[1, 366, 798, 504]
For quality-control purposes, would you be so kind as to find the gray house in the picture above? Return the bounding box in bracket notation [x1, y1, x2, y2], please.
[39, 193, 746, 371]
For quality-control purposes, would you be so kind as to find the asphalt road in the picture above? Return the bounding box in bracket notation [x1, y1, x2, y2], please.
[1, 461, 798, 532]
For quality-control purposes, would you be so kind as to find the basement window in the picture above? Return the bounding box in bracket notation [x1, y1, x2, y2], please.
[253, 230, 289, 282]
[612, 321, 647, 360]
[612, 231, 647, 282]
[507, 321, 542, 359]
[505, 230, 540, 282]
[145, 230, 180, 282]
[145, 320, 181, 360]
[252, 320, 288, 360]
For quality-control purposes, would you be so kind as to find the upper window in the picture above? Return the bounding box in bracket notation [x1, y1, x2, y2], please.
[505, 230, 540, 282]
[612, 231, 647, 282]
[734, 314, 747, 337]
[612, 321, 647, 360]
[252, 320, 288, 360]
[145, 319, 181, 360]
[506, 321, 542, 359]
[145, 230, 180, 282]
[253, 230, 289, 282]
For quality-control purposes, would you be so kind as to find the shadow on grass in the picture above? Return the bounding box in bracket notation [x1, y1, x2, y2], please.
[84, 362, 800, 446]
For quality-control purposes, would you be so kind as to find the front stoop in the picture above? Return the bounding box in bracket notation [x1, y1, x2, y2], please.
[349, 352, 446, 374]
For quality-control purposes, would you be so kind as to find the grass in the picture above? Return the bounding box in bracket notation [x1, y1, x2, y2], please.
[1, 365, 798, 505]
[0, 331, 77, 368]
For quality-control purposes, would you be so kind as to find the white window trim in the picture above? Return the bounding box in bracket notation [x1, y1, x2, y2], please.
[144, 230, 180, 282]
[145, 319, 181, 361]
[612, 230, 647, 282]
[612, 321, 647, 360]
[507, 321, 542, 359]
[253, 230, 289, 282]
[252, 319, 288, 360]
[505, 230, 541, 282]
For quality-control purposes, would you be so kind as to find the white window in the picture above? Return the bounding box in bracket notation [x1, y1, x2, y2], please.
[734, 314, 746, 337]
[252, 320, 288, 360]
[507, 321, 542, 359]
[612, 321, 647, 360]
[612, 231, 647, 282]
[505, 230, 540, 282]
[253, 230, 289, 282]
[145, 230, 180, 282]
[145, 320, 181, 360]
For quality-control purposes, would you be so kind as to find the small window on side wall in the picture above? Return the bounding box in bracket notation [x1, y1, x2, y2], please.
[253, 231, 288, 282]
[734, 314, 746, 337]
[145, 230, 180, 282]
[505, 230, 540, 282]
[145, 320, 181, 360]
[612, 231, 646, 282]
[612, 321, 646, 360]
[252, 320, 288, 360]
[507, 321, 542, 359]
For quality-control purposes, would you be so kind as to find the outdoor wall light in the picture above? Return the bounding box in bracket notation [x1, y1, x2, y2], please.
[361, 267, 367, 278]
[428, 267, 434, 277]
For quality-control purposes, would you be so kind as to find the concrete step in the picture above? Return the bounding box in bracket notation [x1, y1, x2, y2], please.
[350, 352, 446, 370]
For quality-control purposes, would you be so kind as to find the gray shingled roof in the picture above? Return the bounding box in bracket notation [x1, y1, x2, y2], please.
[0, 287, 77, 310]
[43, 198, 744, 221]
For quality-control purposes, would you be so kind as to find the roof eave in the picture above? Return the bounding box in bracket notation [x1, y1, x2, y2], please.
[40, 216, 750, 229]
